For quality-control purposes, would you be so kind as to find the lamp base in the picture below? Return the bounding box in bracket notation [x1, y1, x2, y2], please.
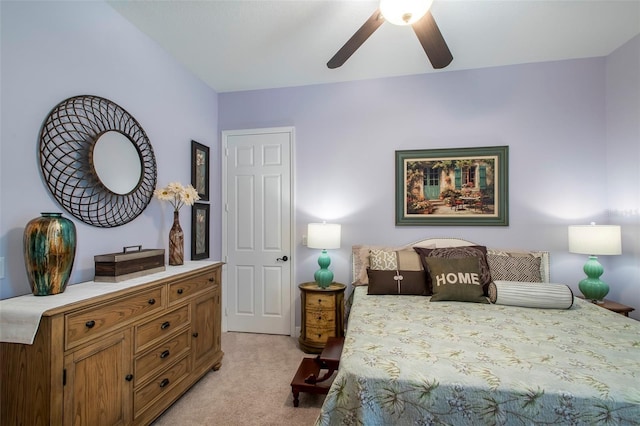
[314, 249, 333, 289]
[578, 255, 609, 303]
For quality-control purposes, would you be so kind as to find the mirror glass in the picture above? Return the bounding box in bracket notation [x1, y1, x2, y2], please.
[93, 131, 142, 194]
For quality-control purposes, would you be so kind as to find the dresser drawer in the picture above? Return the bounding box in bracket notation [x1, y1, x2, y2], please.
[168, 271, 217, 305]
[135, 329, 191, 386]
[65, 287, 164, 350]
[135, 304, 189, 352]
[134, 355, 190, 416]
[305, 293, 336, 311]
[305, 326, 336, 344]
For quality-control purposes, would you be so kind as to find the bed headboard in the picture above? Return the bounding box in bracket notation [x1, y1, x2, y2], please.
[352, 237, 550, 286]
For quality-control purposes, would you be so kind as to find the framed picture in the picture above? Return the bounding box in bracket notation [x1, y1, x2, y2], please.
[396, 146, 509, 226]
[191, 140, 209, 201]
[191, 202, 210, 260]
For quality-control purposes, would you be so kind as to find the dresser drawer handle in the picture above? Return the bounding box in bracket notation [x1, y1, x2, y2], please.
[160, 350, 170, 359]
[125, 374, 133, 382]
[160, 321, 171, 330]
[192, 332, 199, 338]
[208, 278, 214, 282]
[317, 315, 322, 321]
[177, 288, 184, 294]
[159, 378, 170, 388]
[148, 298, 156, 305]
[85, 320, 96, 329]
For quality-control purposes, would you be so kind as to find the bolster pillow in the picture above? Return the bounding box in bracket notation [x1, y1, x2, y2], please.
[488, 280, 574, 309]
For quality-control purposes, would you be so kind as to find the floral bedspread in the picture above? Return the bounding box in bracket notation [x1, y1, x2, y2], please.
[316, 286, 640, 425]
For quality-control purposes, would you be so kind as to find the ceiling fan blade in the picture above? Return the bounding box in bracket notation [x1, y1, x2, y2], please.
[327, 9, 385, 69]
[412, 10, 453, 69]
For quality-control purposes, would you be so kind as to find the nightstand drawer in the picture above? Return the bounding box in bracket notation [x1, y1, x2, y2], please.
[305, 326, 336, 343]
[305, 293, 336, 311]
[135, 304, 189, 352]
[65, 287, 164, 350]
[305, 310, 335, 328]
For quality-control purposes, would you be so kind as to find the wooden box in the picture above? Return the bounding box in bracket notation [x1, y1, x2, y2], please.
[94, 246, 165, 282]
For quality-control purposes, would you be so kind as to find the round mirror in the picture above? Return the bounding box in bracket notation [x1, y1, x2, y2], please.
[93, 131, 142, 195]
[40, 95, 157, 228]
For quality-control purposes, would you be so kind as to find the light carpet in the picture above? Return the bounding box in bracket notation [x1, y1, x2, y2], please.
[152, 332, 325, 426]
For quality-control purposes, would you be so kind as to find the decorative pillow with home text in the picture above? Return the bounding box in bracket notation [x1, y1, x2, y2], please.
[414, 245, 492, 296]
[424, 257, 488, 303]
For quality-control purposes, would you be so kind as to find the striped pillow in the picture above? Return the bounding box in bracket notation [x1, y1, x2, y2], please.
[488, 281, 574, 309]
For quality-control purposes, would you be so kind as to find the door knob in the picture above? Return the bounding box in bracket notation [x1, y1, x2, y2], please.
[277, 255, 289, 262]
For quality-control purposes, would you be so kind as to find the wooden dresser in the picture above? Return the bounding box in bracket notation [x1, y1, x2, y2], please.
[0, 262, 223, 426]
[298, 282, 345, 353]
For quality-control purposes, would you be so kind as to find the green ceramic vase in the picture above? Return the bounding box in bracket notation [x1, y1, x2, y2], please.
[23, 212, 76, 296]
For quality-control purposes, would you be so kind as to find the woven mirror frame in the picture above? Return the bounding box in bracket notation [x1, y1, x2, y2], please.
[39, 95, 157, 227]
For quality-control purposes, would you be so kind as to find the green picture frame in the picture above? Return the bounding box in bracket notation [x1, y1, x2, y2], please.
[396, 146, 509, 226]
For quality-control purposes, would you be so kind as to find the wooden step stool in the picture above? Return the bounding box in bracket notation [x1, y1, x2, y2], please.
[290, 336, 344, 407]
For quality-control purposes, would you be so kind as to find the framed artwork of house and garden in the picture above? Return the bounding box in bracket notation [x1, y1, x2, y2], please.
[396, 146, 509, 226]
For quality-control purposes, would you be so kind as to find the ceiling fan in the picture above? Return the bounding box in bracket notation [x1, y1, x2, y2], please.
[327, 0, 453, 70]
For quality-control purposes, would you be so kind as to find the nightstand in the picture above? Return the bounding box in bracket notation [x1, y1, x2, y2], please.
[595, 299, 635, 317]
[298, 282, 346, 353]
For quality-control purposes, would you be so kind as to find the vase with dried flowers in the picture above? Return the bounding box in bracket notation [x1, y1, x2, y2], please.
[154, 182, 199, 265]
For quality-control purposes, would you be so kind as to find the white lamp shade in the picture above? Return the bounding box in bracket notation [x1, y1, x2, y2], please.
[568, 224, 622, 255]
[307, 223, 341, 250]
[380, 0, 433, 25]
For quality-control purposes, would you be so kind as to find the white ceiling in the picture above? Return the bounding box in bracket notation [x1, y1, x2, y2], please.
[107, 0, 640, 93]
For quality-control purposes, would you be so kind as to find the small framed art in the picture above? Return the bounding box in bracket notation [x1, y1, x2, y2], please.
[191, 140, 210, 201]
[191, 202, 210, 260]
[396, 146, 509, 226]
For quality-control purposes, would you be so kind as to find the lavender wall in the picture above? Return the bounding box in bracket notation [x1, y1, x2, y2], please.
[0, 1, 220, 299]
[220, 53, 639, 320]
[605, 34, 640, 315]
[2, 1, 637, 323]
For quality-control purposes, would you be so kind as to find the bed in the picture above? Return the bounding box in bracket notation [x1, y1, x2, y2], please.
[316, 238, 640, 425]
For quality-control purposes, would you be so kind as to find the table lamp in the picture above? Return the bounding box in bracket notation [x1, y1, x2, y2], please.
[307, 222, 341, 288]
[568, 223, 622, 303]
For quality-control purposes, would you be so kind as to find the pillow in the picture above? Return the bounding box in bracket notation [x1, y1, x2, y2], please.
[366, 269, 428, 295]
[352, 245, 399, 286]
[414, 246, 492, 295]
[369, 249, 424, 271]
[487, 251, 542, 282]
[424, 257, 488, 303]
[370, 249, 396, 270]
[353, 245, 430, 286]
[488, 281, 574, 309]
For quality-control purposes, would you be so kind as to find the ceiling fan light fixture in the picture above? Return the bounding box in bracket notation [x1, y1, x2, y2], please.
[380, 0, 433, 26]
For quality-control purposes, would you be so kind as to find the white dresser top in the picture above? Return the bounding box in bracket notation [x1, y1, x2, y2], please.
[0, 261, 220, 345]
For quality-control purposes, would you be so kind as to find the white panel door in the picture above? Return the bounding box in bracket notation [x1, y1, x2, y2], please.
[223, 128, 293, 335]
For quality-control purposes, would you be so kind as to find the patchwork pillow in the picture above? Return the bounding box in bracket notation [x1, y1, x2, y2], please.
[352, 245, 399, 286]
[487, 251, 543, 282]
[369, 249, 424, 271]
[366, 268, 428, 295]
[488, 281, 574, 309]
[414, 245, 492, 295]
[353, 245, 431, 286]
[425, 257, 488, 303]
